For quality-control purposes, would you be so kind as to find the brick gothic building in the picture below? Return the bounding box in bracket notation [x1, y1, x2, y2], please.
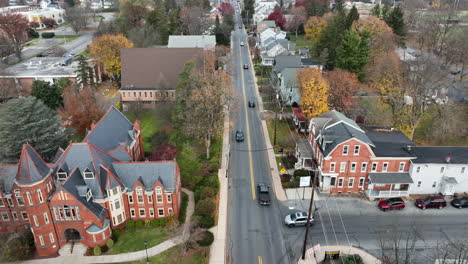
[0, 106, 182, 256]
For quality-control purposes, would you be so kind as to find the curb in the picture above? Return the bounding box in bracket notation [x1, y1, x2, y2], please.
[297, 245, 381, 264]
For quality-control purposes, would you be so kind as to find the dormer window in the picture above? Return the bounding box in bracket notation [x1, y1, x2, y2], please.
[57, 171, 68, 181]
[86, 189, 92, 201]
[83, 168, 94, 179]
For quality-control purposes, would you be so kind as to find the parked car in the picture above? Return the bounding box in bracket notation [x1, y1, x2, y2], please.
[451, 196, 468, 209]
[235, 129, 244, 142]
[284, 211, 313, 227]
[257, 183, 271, 206]
[415, 196, 447, 210]
[248, 100, 255, 108]
[378, 198, 405, 211]
[240, 41, 244, 46]
[243, 64, 249, 69]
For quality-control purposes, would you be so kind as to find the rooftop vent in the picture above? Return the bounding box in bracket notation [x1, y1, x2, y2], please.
[445, 154, 452, 163]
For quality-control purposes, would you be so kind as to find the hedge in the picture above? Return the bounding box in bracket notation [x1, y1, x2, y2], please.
[135, 220, 145, 228]
[93, 246, 102, 256]
[106, 239, 114, 249]
[112, 229, 122, 241]
[195, 199, 215, 217]
[126, 220, 135, 229]
[198, 215, 215, 229]
[197, 231, 214, 247]
[178, 192, 189, 223]
[27, 28, 39, 38]
[41, 32, 55, 38]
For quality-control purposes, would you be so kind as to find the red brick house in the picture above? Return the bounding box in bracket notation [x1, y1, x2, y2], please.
[296, 110, 416, 199]
[0, 106, 182, 256]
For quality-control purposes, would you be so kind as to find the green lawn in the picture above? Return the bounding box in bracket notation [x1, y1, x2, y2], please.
[55, 35, 81, 41]
[118, 245, 209, 264]
[266, 119, 297, 152]
[108, 227, 169, 254]
[288, 34, 310, 52]
[79, 50, 90, 57]
[125, 110, 169, 153]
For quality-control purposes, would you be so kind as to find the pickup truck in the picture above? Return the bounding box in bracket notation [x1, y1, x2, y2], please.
[257, 183, 271, 206]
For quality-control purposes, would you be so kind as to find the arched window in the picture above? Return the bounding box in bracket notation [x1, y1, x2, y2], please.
[155, 187, 163, 203]
[136, 187, 143, 204]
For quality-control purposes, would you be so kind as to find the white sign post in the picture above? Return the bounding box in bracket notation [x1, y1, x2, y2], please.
[300, 176, 311, 200]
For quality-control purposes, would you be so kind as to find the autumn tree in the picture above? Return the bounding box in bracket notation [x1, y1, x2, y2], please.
[297, 68, 329, 119]
[325, 70, 360, 114]
[218, 2, 234, 15]
[180, 7, 202, 35]
[89, 34, 134, 85]
[64, 6, 90, 34]
[0, 97, 69, 163]
[336, 30, 370, 81]
[0, 13, 29, 59]
[268, 8, 286, 29]
[59, 85, 105, 138]
[286, 6, 307, 38]
[42, 17, 56, 27]
[304, 14, 330, 43]
[120, 0, 147, 27]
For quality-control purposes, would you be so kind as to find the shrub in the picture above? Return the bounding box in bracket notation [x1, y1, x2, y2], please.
[159, 218, 167, 227]
[178, 192, 189, 223]
[294, 169, 310, 177]
[165, 215, 179, 229]
[197, 231, 214, 247]
[195, 199, 216, 217]
[41, 32, 55, 38]
[341, 254, 363, 264]
[202, 174, 219, 193]
[145, 220, 151, 227]
[150, 219, 160, 227]
[198, 215, 215, 228]
[106, 239, 114, 249]
[280, 174, 292, 183]
[126, 220, 135, 229]
[135, 220, 145, 228]
[93, 246, 102, 256]
[0, 230, 35, 261]
[112, 229, 122, 241]
[200, 186, 216, 200]
[27, 28, 39, 38]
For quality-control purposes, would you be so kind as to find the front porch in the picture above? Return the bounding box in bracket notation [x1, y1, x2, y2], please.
[294, 138, 314, 170]
[365, 172, 413, 200]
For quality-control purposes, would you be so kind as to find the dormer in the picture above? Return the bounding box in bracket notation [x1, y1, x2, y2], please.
[86, 189, 93, 201]
[56, 169, 68, 181]
[83, 168, 94, 179]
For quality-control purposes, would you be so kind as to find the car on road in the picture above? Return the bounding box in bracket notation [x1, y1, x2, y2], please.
[451, 196, 468, 208]
[415, 196, 447, 210]
[248, 100, 255, 108]
[284, 211, 313, 227]
[235, 129, 244, 142]
[378, 197, 405, 211]
[240, 41, 244, 46]
[243, 64, 249, 69]
[257, 183, 271, 206]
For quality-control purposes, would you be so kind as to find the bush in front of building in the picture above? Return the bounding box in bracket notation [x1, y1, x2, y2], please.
[112, 229, 122, 241]
[178, 192, 189, 224]
[294, 169, 310, 177]
[135, 220, 145, 228]
[27, 28, 39, 38]
[0, 230, 35, 262]
[195, 199, 216, 217]
[93, 245, 102, 256]
[126, 220, 135, 229]
[41, 32, 55, 38]
[106, 239, 114, 249]
[196, 231, 214, 247]
[197, 215, 215, 229]
[199, 186, 216, 200]
[341, 254, 363, 264]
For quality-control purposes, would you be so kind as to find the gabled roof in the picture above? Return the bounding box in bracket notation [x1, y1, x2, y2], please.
[278, 39, 295, 52]
[168, 35, 216, 50]
[409, 147, 468, 164]
[257, 20, 275, 27]
[112, 161, 177, 192]
[52, 147, 64, 163]
[0, 165, 18, 194]
[273, 55, 302, 73]
[280, 67, 299, 88]
[16, 145, 51, 185]
[364, 126, 416, 158]
[83, 106, 135, 153]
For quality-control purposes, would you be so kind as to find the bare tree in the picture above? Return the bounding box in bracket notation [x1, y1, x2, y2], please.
[64, 6, 90, 34]
[0, 13, 29, 60]
[50, 46, 67, 57]
[180, 7, 202, 35]
[378, 222, 422, 264]
[432, 239, 468, 264]
[286, 6, 307, 38]
[128, 25, 161, 47]
[0, 62, 16, 102]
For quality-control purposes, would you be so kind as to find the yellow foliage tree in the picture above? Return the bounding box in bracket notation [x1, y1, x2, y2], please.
[89, 34, 134, 84]
[297, 68, 329, 119]
[304, 14, 330, 43]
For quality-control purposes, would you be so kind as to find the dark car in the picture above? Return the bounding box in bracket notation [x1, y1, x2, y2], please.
[257, 183, 271, 206]
[248, 100, 255, 108]
[243, 64, 249, 69]
[378, 198, 405, 211]
[451, 196, 468, 209]
[415, 196, 447, 210]
[235, 129, 244, 142]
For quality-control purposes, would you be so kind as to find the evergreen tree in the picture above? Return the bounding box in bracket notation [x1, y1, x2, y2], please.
[346, 5, 359, 29]
[316, 10, 347, 70]
[214, 15, 228, 45]
[64, 0, 75, 7]
[381, 4, 390, 21]
[370, 4, 381, 17]
[307, 0, 329, 17]
[385, 5, 406, 37]
[334, 0, 344, 11]
[173, 61, 196, 130]
[168, 8, 181, 35]
[76, 55, 95, 87]
[0, 97, 69, 163]
[336, 30, 370, 81]
[147, 4, 169, 44]
[31, 80, 65, 109]
[165, 0, 176, 11]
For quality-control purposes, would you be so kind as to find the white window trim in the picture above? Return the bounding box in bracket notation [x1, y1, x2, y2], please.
[33, 215, 39, 226]
[337, 178, 344, 188]
[417, 180, 422, 188]
[149, 208, 154, 217]
[340, 162, 346, 172]
[353, 145, 360, 155]
[361, 162, 367, 172]
[416, 166, 421, 173]
[358, 177, 365, 187]
[158, 208, 164, 217]
[348, 178, 354, 188]
[128, 194, 134, 204]
[167, 194, 172, 203]
[49, 233, 55, 243]
[399, 162, 405, 172]
[342, 145, 349, 155]
[350, 162, 357, 172]
[37, 189, 43, 203]
[372, 162, 378, 172]
[12, 212, 18, 220]
[330, 162, 336, 172]
[139, 208, 146, 217]
[44, 212, 49, 224]
[38, 235, 44, 246]
[21, 211, 28, 220]
[130, 209, 135, 218]
[382, 162, 389, 172]
[147, 195, 153, 204]
[1, 212, 9, 221]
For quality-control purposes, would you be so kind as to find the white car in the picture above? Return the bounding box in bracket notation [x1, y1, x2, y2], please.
[240, 41, 244, 46]
[284, 211, 314, 227]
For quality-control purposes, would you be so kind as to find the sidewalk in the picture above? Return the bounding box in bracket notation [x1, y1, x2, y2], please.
[297, 245, 381, 264]
[18, 189, 195, 264]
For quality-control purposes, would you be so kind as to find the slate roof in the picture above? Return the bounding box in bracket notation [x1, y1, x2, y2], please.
[280, 67, 299, 88]
[301, 58, 320, 67]
[408, 147, 468, 164]
[168, 35, 216, 50]
[313, 110, 374, 157]
[120, 47, 203, 89]
[364, 126, 416, 158]
[0, 165, 18, 193]
[63, 169, 107, 219]
[52, 148, 64, 163]
[273, 55, 302, 73]
[87, 218, 110, 233]
[297, 139, 314, 159]
[16, 145, 51, 185]
[257, 20, 275, 27]
[278, 39, 295, 52]
[369, 173, 414, 184]
[84, 106, 135, 153]
[112, 161, 177, 192]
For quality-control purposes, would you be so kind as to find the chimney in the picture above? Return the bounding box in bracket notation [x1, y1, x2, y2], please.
[445, 154, 451, 163]
[351, 132, 355, 137]
[406, 145, 412, 151]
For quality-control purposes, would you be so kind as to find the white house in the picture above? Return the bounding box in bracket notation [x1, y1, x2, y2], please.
[407, 147, 468, 196]
[259, 27, 286, 47]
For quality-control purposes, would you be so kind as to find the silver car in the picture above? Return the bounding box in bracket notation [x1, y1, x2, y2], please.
[284, 211, 314, 227]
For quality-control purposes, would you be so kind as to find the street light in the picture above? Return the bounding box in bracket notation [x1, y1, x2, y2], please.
[144, 240, 149, 264]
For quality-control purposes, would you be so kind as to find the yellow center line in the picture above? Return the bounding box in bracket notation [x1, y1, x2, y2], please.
[258, 255, 263, 264]
[239, 40, 256, 201]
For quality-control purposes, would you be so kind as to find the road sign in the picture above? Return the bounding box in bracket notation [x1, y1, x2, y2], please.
[280, 168, 286, 173]
[299, 176, 311, 187]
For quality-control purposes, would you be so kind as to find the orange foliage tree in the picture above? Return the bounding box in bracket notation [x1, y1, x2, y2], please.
[297, 68, 329, 119]
[325, 70, 360, 114]
[304, 14, 331, 43]
[89, 34, 134, 85]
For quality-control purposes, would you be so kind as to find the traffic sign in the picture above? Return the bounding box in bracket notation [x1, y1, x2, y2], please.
[280, 168, 286, 173]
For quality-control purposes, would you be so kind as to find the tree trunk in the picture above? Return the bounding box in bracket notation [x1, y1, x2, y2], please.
[206, 134, 211, 160]
[14, 44, 21, 60]
[295, 29, 298, 39]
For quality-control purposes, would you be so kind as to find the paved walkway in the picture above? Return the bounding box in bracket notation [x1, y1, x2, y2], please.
[298, 245, 381, 264]
[17, 189, 195, 264]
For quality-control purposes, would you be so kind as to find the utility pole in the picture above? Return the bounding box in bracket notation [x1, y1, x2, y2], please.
[301, 170, 317, 260]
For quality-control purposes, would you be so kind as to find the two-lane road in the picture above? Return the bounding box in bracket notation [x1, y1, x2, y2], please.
[227, 11, 290, 264]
